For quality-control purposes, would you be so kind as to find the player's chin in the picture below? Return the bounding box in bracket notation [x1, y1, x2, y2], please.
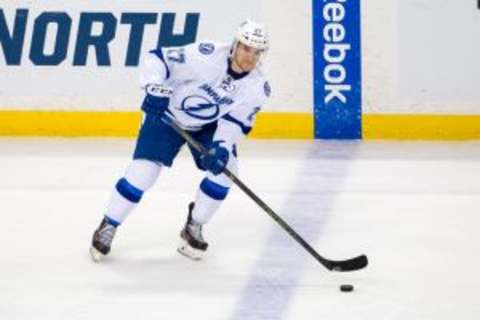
[241, 63, 256, 72]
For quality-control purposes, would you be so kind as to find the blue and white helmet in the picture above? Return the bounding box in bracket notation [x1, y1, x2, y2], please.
[234, 19, 269, 51]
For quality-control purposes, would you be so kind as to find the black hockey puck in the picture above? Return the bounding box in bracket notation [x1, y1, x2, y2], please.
[340, 284, 354, 292]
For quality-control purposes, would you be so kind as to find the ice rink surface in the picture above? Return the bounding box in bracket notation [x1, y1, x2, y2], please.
[1, 138, 479, 320]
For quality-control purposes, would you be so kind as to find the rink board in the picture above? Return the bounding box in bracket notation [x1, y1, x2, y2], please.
[1, 1, 480, 139]
[1, 110, 480, 140]
[0, 110, 314, 139]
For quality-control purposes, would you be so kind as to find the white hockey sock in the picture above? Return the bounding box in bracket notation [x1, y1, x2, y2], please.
[192, 177, 230, 225]
[105, 160, 161, 224]
[105, 187, 137, 225]
[192, 190, 223, 225]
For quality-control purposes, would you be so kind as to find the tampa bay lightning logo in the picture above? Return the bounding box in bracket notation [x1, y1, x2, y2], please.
[181, 95, 220, 120]
[198, 42, 215, 55]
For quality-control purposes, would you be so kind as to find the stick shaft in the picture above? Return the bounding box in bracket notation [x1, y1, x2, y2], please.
[166, 118, 332, 267]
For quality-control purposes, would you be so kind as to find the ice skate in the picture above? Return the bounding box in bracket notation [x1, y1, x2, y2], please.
[178, 203, 208, 260]
[90, 217, 117, 262]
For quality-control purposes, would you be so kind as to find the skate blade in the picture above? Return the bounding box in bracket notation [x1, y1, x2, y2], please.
[177, 239, 205, 261]
[89, 246, 105, 262]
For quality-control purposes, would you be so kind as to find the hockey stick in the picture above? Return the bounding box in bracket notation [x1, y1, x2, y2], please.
[162, 116, 368, 272]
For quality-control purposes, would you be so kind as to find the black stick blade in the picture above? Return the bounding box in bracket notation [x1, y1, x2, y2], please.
[324, 254, 368, 272]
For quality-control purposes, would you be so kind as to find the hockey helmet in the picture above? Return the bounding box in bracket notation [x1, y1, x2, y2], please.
[234, 19, 269, 51]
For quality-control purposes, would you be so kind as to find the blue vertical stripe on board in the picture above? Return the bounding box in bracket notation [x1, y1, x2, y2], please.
[312, 0, 362, 139]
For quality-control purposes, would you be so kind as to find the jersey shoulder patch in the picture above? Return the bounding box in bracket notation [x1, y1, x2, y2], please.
[198, 42, 215, 55]
[263, 81, 271, 97]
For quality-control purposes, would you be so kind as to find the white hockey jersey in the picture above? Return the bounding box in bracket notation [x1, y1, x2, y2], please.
[139, 41, 271, 145]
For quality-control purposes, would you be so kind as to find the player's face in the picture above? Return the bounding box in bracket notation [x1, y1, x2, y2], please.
[232, 42, 264, 72]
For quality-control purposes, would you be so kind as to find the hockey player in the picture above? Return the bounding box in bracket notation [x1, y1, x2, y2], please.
[90, 19, 271, 262]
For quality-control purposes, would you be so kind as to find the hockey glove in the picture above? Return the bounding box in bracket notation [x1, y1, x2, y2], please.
[200, 141, 229, 175]
[141, 84, 173, 114]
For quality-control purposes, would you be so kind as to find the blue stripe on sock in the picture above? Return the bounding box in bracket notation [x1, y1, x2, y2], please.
[200, 178, 229, 200]
[115, 178, 143, 203]
[104, 215, 120, 227]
